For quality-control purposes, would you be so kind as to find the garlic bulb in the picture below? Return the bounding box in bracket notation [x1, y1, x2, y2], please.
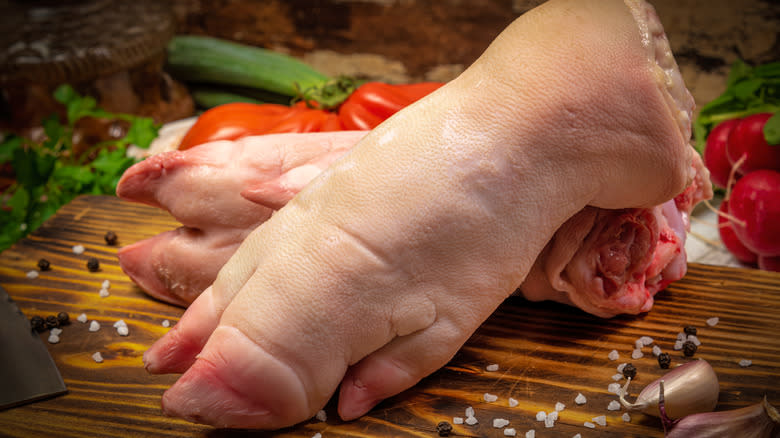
[619, 359, 719, 419]
[665, 396, 779, 438]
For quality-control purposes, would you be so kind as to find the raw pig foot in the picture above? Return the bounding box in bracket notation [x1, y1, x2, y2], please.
[116, 131, 365, 305]
[145, 0, 694, 429]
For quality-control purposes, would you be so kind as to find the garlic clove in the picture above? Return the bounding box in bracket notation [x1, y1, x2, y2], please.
[665, 396, 780, 438]
[620, 359, 719, 419]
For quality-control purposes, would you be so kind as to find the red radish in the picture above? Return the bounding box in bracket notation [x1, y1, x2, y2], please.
[718, 200, 758, 264]
[726, 113, 780, 175]
[704, 119, 740, 189]
[758, 255, 780, 272]
[728, 169, 780, 256]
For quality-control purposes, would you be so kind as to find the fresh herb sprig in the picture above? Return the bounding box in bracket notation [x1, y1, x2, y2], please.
[0, 84, 158, 252]
[693, 59, 780, 154]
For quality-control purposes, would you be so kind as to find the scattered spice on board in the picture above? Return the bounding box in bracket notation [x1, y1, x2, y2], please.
[92, 352, 104, 363]
[104, 231, 118, 246]
[684, 326, 698, 336]
[45, 315, 59, 329]
[503, 428, 516, 436]
[30, 315, 45, 332]
[682, 340, 698, 357]
[486, 363, 500, 371]
[72, 245, 85, 255]
[483, 393, 498, 402]
[575, 393, 587, 405]
[452, 417, 464, 425]
[26, 270, 39, 279]
[76, 313, 88, 323]
[706, 317, 719, 327]
[37, 259, 51, 271]
[622, 363, 637, 379]
[658, 352, 671, 369]
[436, 421, 453, 436]
[492, 418, 510, 428]
[738, 359, 752, 367]
[86, 257, 100, 272]
[57, 312, 69, 325]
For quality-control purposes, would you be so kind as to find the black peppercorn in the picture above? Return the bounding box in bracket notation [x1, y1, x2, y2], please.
[37, 258, 51, 271]
[86, 257, 100, 272]
[57, 311, 69, 325]
[436, 421, 453, 437]
[45, 315, 60, 329]
[684, 326, 697, 336]
[104, 231, 118, 246]
[658, 352, 671, 369]
[30, 315, 45, 332]
[622, 363, 637, 380]
[682, 340, 697, 357]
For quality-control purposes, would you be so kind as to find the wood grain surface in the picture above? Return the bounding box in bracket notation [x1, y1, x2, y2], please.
[1, 195, 779, 438]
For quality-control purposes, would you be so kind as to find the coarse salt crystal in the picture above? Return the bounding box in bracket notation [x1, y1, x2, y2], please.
[677, 332, 687, 341]
[117, 326, 129, 336]
[88, 320, 100, 332]
[584, 421, 596, 429]
[101, 280, 111, 289]
[687, 335, 701, 346]
[608, 383, 622, 394]
[607, 400, 621, 411]
[503, 428, 516, 437]
[92, 352, 103, 363]
[315, 410, 327, 422]
[575, 393, 587, 405]
[631, 349, 644, 359]
[486, 363, 500, 372]
[465, 416, 478, 425]
[72, 245, 85, 254]
[634, 339, 644, 349]
[465, 406, 475, 418]
[573, 435, 582, 438]
[608, 349, 619, 361]
[706, 317, 719, 327]
[639, 336, 654, 346]
[484, 393, 498, 403]
[547, 411, 558, 421]
[674, 340, 684, 350]
[535, 411, 547, 421]
[611, 373, 624, 381]
[652, 345, 662, 356]
[617, 363, 627, 373]
[622, 412, 631, 422]
[312, 433, 321, 438]
[525, 430, 535, 438]
[554, 402, 565, 412]
[493, 418, 510, 428]
[47, 334, 60, 344]
[77, 313, 87, 323]
[593, 415, 607, 426]
[544, 416, 555, 428]
[453, 417, 464, 425]
[739, 359, 752, 367]
[50, 327, 62, 336]
[26, 270, 39, 279]
[162, 319, 171, 328]
[99, 288, 109, 298]
[508, 397, 519, 407]
[113, 320, 127, 328]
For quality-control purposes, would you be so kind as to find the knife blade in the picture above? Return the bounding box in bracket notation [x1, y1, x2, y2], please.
[0, 283, 67, 410]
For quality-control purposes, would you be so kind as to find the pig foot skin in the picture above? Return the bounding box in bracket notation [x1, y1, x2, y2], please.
[144, 0, 693, 429]
[116, 131, 366, 305]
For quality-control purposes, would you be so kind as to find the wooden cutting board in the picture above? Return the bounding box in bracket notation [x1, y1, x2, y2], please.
[1, 195, 778, 437]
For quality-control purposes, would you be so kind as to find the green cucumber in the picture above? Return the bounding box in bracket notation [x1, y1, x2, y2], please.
[166, 36, 329, 97]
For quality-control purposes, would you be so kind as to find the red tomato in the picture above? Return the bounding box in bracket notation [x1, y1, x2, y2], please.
[179, 103, 293, 150]
[338, 82, 444, 130]
[726, 113, 780, 175]
[727, 169, 780, 257]
[703, 119, 740, 189]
